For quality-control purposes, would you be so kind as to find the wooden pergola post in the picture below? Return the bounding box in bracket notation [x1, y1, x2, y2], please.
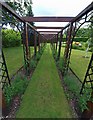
[56, 33, 58, 51]
[57, 31, 63, 60]
[38, 33, 40, 52]
[65, 23, 73, 59]
[2, 91, 7, 116]
[23, 22, 30, 74]
[64, 23, 73, 71]
[34, 30, 37, 56]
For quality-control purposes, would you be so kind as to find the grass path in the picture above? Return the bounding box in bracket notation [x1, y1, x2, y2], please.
[16, 44, 73, 118]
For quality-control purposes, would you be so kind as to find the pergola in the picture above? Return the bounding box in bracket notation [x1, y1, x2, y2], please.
[0, 1, 93, 119]
[0, 1, 93, 95]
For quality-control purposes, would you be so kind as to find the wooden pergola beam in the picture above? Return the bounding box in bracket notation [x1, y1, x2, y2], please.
[22, 16, 75, 22]
[35, 26, 64, 29]
[39, 31, 59, 33]
[40, 33, 57, 35]
[0, 1, 24, 22]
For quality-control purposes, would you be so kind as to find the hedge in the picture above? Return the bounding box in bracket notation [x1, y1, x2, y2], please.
[2, 29, 21, 47]
[73, 37, 88, 42]
[58, 37, 88, 42]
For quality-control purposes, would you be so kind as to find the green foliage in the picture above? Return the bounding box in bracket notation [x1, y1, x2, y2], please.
[60, 37, 88, 42]
[85, 38, 93, 52]
[39, 47, 45, 55]
[72, 43, 85, 51]
[56, 58, 65, 73]
[76, 28, 91, 38]
[2, 29, 21, 47]
[51, 45, 57, 60]
[4, 75, 28, 106]
[35, 53, 41, 61]
[73, 37, 88, 42]
[30, 59, 37, 69]
[64, 72, 91, 112]
[3, 1, 34, 27]
[30, 46, 45, 70]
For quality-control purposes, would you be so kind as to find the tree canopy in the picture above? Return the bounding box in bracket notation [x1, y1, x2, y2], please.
[2, 0, 34, 31]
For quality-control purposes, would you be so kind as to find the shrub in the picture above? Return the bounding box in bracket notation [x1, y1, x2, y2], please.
[63, 72, 92, 112]
[30, 59, 37, 69]
[56, 57, 66, 75]
[35, 53, 41, 61]
[3, 75, 28, 106]
[72, 44, 84, 51]
[60, 37, 88, 42]
[74, 37, 88, 42]
[72, 42, 86, 51]
[85, 38, 93, 52]
[2, 29, 21, 47]
[51, 45, 57, 60]
[39, 47, 44, 55]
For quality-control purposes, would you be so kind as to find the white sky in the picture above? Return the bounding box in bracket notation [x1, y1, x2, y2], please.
[32, 0, 93, 28]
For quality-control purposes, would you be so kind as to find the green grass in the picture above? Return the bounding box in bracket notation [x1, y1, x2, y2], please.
[16, 44, 73, 118]
[70, 49, 91, 81]
[60, 46, 92, 81]
[3, 46, 24, 77]
[3, 46, 34, 77]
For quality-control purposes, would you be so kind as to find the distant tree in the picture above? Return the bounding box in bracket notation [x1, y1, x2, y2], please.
[76, 27, 91, 38]
[85, 15, 93, 52]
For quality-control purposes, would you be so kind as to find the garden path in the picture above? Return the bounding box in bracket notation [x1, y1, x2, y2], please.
[16, 44, 73, 118]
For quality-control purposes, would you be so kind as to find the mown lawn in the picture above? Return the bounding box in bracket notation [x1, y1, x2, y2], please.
[60, 46, 92, 81]
[3, 46, 34, 77]
[16, 44, 73, 118]
[70, 49, 92, 81]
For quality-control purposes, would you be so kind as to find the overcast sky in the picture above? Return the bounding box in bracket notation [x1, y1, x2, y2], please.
[32, 0, 93, 28]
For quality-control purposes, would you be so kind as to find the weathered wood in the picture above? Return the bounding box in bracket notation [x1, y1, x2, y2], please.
[34, 30, 37, 55]
[35, 26, 64, 29]
[38, 34, 40, 51]
[56, 34, 58, 51]
[22, 16, 74, 22]
[57, 31, 63, 60]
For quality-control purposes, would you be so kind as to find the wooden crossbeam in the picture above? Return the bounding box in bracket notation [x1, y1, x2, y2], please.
[0, 1, 24, 22]
[22, 16, 74, 22]
[40, 33, 57, 34]
[38, 31, 59, 33]
[35, 26, 64, 29]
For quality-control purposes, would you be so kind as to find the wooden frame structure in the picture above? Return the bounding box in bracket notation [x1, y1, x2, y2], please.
[0, 1, 93, 95]
[22, 16, 74, 22]
[0, 2, 93, 119]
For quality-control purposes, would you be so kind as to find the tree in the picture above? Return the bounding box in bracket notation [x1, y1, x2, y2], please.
[76, 28, 91, 38]
[1, 0, 34, 31]
[85, 15, 93, 52]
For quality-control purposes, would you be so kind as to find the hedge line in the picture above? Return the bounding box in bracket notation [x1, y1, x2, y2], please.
[58, 37, 88, 42]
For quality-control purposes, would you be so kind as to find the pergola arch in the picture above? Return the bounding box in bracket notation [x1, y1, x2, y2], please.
[0, 1, 93, 95]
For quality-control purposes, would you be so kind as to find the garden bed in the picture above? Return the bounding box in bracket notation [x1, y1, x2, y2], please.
[51, 44, 93, 119]
[2, 46, 45, 119]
